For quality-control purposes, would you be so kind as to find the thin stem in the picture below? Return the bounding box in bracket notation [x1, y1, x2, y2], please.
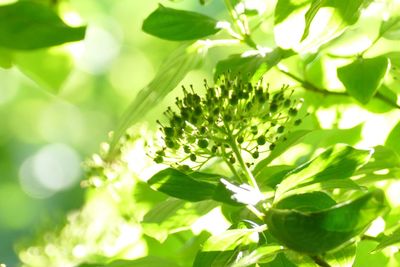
[226, 129, 260, 192]
[279, 69, 400, 110]
[311, 255, 331, 267]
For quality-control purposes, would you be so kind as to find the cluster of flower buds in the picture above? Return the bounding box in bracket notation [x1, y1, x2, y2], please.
[153, 74, 304, 169]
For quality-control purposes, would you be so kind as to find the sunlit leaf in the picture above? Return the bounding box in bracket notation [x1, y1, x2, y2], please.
[372, 227, 400, 253]
[386, 122, 400, 157]
[193, 228, 259, 267]
[0, 47, 12, 68]
[0, 1, 86, 50]
[231, 245, 283, 267]
[14, 49, 73, 94]
[324, 243, 356, 267]
[301, 0, 325, 41]
[109, 44, 204, 154]
[142, 198, 216, 242]
[337, 56, 390, 104]
[78, 256, 181, 267]
[354, 146, 400, 184]
[380, 16, 400, 40]
[142, 4, 220, 41]
[274, 0, 309, 25]
[254, 130, 311, 178]
[266, 190, 387, 254]
[275, 144, 372, 200]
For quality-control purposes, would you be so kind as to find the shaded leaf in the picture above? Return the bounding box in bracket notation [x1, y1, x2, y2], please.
[380, 16, 400, 40]
[266, 190, 387, 254]
[214, 48, 295, 83]
[275, 144, 372, 200]
[0, 47, 13, 68]
[142, 4, 220, 41]
[0, 1, 86, 50]
[337, 56, 389, 104]
[148, 168, 218, 202]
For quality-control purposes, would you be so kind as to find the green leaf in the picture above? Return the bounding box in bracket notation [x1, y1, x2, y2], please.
[193, 228, 260, 267]
[386, 122, 400, 157]
[0, 47, 13, 68]
[231, 245, 283, 267]
[274, 0, 309, 25]
[275, 144, 372, 200]
[372, 227, 400, 252]
[324, 243, 356, 267]
[254, 130, 311, 178]
[148, 168, 218, 202]
[380, 17, 400, 40]
[255, 165, 294, 190]
[301, 0, 326, 41]
[78, 256, 181, 267]
[266, 190, 387, 254]
[109, 43, 204, 154]
[274, 191, 336, 212]
[214, 48, 295, 83]
[142, 198, 216, 242]
[337, 56, 390, 104]
[354, 146, 400, 184]
[0, 1, 86, 50]
[147, 168, 241, 205]
[142, 4, 220, 41]
[14, 49, 73, 93]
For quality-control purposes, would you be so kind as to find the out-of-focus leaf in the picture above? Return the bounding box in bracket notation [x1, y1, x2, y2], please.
[214, 48, 295, 83]
[0, 1, 86, 50]
[275, 144, 372, 200]
[386, 122, 400, 157]
[78, 256, 181, 267]
[193, 228, 259, 267]
[262, 252, 296, 267]
[372, 227, 400, 253]
[324, 243, 356, 267]
[254, 130, 311, 177]
[14, 49, 73, 94]
[301, 0, 325, 41]
[354, 146, 400, 184]
[142, 198, 216, 242]
[231, 245, 283, 267]
[109, 43, 204, 154]
[0, 47, 13, 68]
[380, 16, 400, 40]
[266, 189, 387, 254]
[337, 56, 389, 104]
[274, 191, 336, 212]
[274, 0, 309, 25]
[142, 4, 220, 41]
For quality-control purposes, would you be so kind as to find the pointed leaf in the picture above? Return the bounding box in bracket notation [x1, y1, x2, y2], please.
[0, 1, 86, 50]
[266, 190, 387, 254]
[276, 144, 373, 200]
[337, 56, 389, 104]
[372, 227, 400, 252]
[380, 16, 400, 40]
[142, 4, 220, 41]
[231, 245, 283, 267]
[301, 0, 325, 41]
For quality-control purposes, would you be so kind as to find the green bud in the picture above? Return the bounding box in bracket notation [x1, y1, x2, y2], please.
[198, 139, 209, 149]
[257, 136, 266, 145]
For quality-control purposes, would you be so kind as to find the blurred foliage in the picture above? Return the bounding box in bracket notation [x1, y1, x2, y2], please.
[1, 0, 400, 267]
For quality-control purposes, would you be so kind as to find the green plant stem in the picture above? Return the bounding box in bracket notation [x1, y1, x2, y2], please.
[226, 130, 260, 193]
[279, 69, 400, 110]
